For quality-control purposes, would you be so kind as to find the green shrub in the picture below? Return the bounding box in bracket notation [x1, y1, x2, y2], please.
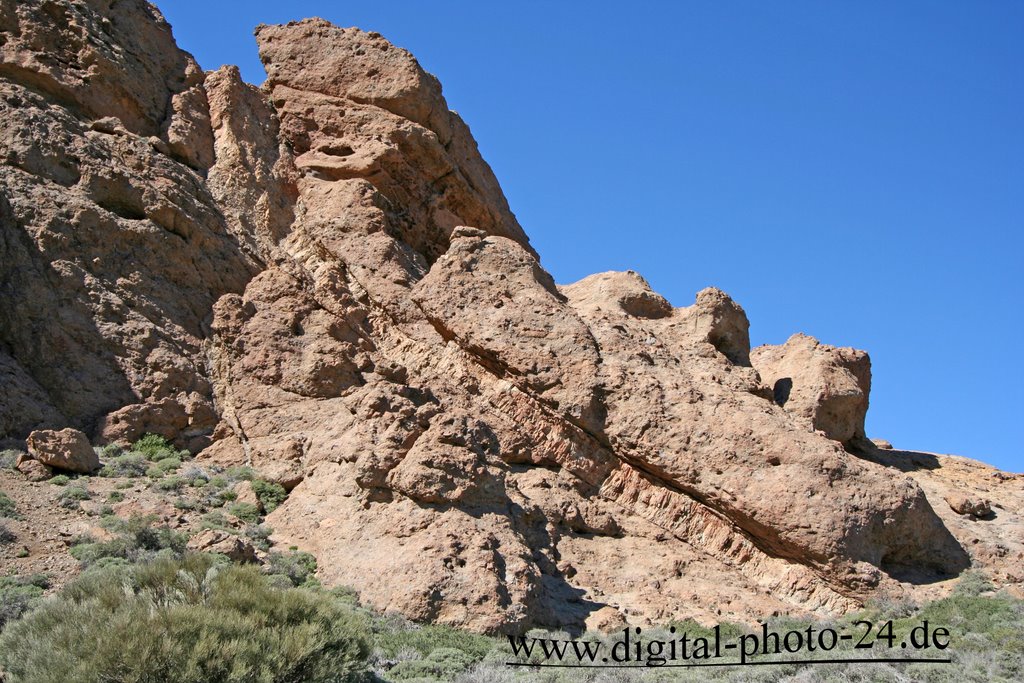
[99, 452, 148, 478]
[331, 585, 361, 608]
[389, 646, 477, 680]
[373, 622, 494, 662]
[180, 466, 210, 487]
[97, 443, 123, 459]
[57, 484, 91, 510]
[49, 474, 70, 486]
[953, 570, 995, 598]
[108, 491, 125, 503]
[60, 485, 91, 501]
[132, 434, 188, 462]
[156, 475, 187, 492]
[0, 490, 18, 519]
[251, 479, 288, 513]
[0, 574, 49, 632]
[156, 456, 183, 472]
[200, 511, 233, 532]
[244, 524, 273, 552]
[0, 449, 22, 470]
[227, 502, 261, 524]
[69, 516, 187, 567]
[225, 465, 255, 482]
[264, 550, 318, 587]
[0, 555, 370, 682]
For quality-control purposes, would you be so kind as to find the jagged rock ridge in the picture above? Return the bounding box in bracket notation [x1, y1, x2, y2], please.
[1, 0, 1021, 634]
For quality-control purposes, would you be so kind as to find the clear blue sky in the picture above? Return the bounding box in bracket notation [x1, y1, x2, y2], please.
[157, 1, 1023, 472]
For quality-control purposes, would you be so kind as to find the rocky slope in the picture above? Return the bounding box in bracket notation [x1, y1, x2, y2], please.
[1, 0, 1020, 634]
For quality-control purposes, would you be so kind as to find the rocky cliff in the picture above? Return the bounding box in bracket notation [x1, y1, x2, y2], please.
[1, 0, 1020, 634]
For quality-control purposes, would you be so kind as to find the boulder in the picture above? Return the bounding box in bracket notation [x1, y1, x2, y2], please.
[16, 456, 52, 482]
[233, 480, 263, 512]
[26, 428, 99, 473]
[945, 494, 993, 519]
[751, 333, 871, 446]
[186, 528, 258, 563]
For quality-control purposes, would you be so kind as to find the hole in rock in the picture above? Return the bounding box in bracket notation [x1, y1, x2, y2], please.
[96, 197, 146, 221]
[319, 143, 354, 157]
[773, 378, 793, 407]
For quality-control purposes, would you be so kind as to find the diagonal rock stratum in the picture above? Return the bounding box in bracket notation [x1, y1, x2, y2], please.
[1, 0, 1020, 634]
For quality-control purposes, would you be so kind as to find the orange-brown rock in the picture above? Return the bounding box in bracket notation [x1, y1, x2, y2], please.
[1, 1, 1020, 635]
[752, 333, 872, 446]
[26, 428, 99, 473]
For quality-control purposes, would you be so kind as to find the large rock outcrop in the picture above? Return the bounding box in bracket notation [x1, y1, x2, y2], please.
[1, 0, 1018, 634]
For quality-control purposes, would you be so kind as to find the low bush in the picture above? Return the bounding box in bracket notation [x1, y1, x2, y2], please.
[57, 484, 91, 509]
[0, 574, 49, 632]
[252, 479, 288, 512]
[156, 475, 187, 492]
[69, 515, 187, 567]
[0, 449, 22, 470]
[59, 485, 90, 501]
[227, 501, 261, 524]
[180, 465, 210, 487]
[373, 621, 494, 662]
[225, 465, 256, 482]
[200, 511, 234, 533]
[132, 434, 189, 462]
[389, 647, 477, 680]
[0, 490, 18, 518]
[0, 555, 370, 682]
[244, 524, 273, 552]
[48, 474, 70, 486]
[99, 452, 148, 478]
[263, 550, 318, 587]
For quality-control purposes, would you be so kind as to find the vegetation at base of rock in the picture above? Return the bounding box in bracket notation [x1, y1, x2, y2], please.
[0, 450, 21, 470]
[0, 490, 18, 518]
[0, 555, 369, 683]
[99, 435, 190, 480]
[131, 434, 190, 461]
[47, 474, 70, 486]
[227, 501, 261, 523]
[252, 479, 288, 512]
[263, 550, 318, 587]
[69, 514, 187, 567]
[1, 533, 1021, 683]
[98, 451, 148, 478]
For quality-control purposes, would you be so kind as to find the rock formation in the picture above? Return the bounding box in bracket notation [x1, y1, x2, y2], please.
[1, 0, 1020, 634]
[751, 333, 872, 447]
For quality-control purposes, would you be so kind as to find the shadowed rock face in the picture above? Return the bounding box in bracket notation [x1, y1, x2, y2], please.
[1, 0, 1016, 635]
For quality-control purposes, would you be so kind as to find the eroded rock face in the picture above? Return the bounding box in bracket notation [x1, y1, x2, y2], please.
[1, 2, 1018, 634]
[751, 333, 872, 446]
